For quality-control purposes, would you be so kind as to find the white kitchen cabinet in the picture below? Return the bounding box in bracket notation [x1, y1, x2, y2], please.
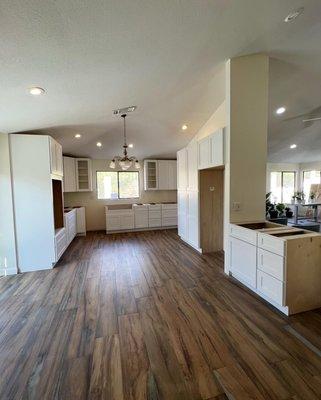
[158, 160, 177, 190]
[144, 160, 158, 190]
[187, 141, 198, 191]
[210, 128, 224, 167]
[257, 270, 284, 306]
[161, 203, 177, 227]
[76, 158, 92, 191]
[105, 208, 135, 232]
[76, 207, 86, 234]
[148, 204, 161, 227]
[229, 236, 257, 289]
[187, 191, 199, 248]
[134, 204, 149, 228]
[49, 137, 63, 176]
[178, 191, 188, 240]
[55, 228, 67, 262]
[158, 160, 168, 190]
[144, 160, 177, 191]
[198, 129, 224, 170]
[65, 209, 77, 245]
[177, 148, 188, 190]
[63, 156, 77, 192]
[257, 248, 284, 281]
[198, 136, 211, 170]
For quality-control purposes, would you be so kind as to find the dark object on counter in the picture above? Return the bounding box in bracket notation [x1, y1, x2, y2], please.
[268, 217, 288, 225]
[285, 207, 293, 218]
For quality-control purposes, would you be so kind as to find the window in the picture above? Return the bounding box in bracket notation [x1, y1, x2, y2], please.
[270, 171, 296, 203]
[303, 170, 321, 200]
[97, 171, 139, 199]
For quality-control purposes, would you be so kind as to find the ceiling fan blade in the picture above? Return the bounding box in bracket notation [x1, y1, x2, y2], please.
[302, 116, 321, 122]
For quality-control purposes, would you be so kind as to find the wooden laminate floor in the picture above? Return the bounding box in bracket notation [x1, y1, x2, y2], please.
[1, 230, 321, 399]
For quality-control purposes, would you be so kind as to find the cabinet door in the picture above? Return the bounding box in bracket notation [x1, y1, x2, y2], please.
[210, 129, 224, 167]
[158, 160, 169, 190]
[49, 137, 57, 174]
[120, 214, 135, 230]
[178, 190, 188, 239]
[63, 157, 77, 192]
[135, 212, 149, 228]
[187, 142, 198, 190]
[198, 136, 210, 170]
[106, 215, 121, 231]
[188, 191, 199, 248]
[76, 159, 93, 191]
[230, 237, 257, 289]
[144, 160, 158, 190]
[177, 149, 187, 190]
[49, 138, 63, 176]
[168, 160, 177, 190]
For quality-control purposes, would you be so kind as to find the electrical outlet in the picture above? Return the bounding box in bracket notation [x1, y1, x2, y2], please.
[232, 202, 241, 211]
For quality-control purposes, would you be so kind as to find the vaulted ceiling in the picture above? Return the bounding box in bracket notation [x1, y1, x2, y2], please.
[1, 0, 321, 161]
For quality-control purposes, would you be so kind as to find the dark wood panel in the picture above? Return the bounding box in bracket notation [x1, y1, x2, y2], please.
[0, 230, 320, 399]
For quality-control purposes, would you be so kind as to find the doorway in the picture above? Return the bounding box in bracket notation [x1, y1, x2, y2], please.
[200, 168, 224, 253]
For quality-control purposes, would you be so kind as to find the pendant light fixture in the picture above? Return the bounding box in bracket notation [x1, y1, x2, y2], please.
[109, 113, 140, 170]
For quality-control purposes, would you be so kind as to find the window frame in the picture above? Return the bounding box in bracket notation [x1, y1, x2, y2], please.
[302, 170, 321, 199]
[270, 170, 296, 203]
[96, 170, 140, 200]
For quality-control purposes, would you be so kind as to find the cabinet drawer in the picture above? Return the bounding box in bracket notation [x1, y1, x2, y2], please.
[55, 228, 67, 261]
[149, 204, 161, 211]
[162, 209, 177, 218]
[135, 213, 149, 228]
[149, 218, 161, 227]
[257, 248, 284, 281]
[106, 215, 121, 231]
[162, 217, 177, 227]
[149, 210, 161, 219]
[161, 203, 177, 210]
[258, 233, 285, 256]
[229, 224, 257, 245]
[257, 270, 284, 306]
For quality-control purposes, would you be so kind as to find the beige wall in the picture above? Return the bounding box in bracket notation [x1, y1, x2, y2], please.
[0, 133, 17, 275]
[64, 159, 177, 231]
[228, 54, 269, 223]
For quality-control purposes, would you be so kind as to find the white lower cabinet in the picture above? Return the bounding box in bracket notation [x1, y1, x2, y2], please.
[106, 211, 134, 232]
[134, 211, 149, 228]
[120, 214, 135, 230]
[229, 236, 257, 289]
[257, 270, 284, 306]
[257, 248, 284, 281]
[161, 203, 177, 227]
[107, 215, 121, 231]
[65, 209, 77, 245]
[55, 228, 67, 262]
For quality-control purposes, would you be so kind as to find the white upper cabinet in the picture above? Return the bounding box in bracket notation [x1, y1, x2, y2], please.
[49, 137, 63, 176]
[144, 160, 158, 190]
[177, 148, 188, 190]
[198, 128, 224, 170]
[144, 159, 177, 190]
[210, 128, 224, 167]
[158, 160, 177, 190]
[63, 156, 77, 192]
[76, 158, 93, 191]
[187, 141, 198, 191]
[198, 136, 211, 170]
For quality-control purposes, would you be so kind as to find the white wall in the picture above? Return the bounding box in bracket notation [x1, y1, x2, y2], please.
[64, 159, 177, 231]
[0, 133, 17, 275]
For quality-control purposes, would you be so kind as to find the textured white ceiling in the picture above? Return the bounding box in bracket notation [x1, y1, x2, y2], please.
[1, 0, 321, 161]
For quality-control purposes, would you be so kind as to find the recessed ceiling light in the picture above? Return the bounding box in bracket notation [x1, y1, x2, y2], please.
[29, 87, 45, 95]
[284, 7, 304, 22]
[96, 142, 102, 147]
[75, 134, 82, 138]
[276, 107, 286, 115]
[128, 143, 134, 148]
[290, 144, 297, 149]
[182, 124, 188, 130]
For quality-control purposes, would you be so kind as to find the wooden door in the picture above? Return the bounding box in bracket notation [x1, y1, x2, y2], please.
[200, 169, 224, 253]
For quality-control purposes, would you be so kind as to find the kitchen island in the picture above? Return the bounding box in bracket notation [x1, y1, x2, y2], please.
[229, 221, 321, 315]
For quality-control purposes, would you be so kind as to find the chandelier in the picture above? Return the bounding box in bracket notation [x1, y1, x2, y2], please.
[109, 113, 140, 170]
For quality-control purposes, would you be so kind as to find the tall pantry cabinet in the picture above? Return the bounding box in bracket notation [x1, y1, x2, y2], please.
[10, 134, 64, 272]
